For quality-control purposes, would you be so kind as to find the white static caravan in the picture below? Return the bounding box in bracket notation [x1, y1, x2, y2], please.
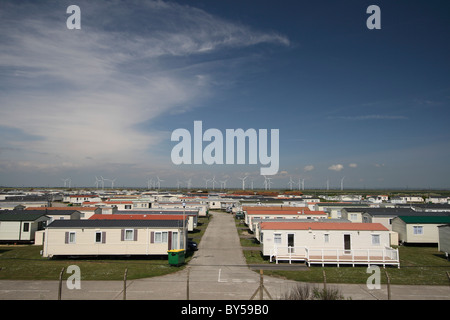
[82, 201, 135, 210]
[315, 203, 370, 220]
[116, 209, 199, 230]
[153, 201, 208, 217]
[438, 224, 450, 260]
[253, 218, 350, 244]
[205, 197, 224, 210]
[244, 209, 327, 232]
[24, 209, 81, 223]
[67, 195, 102, 205]
[0, 201, 48, 210]
[43, 219, 188, 258]
[0, 212, 50, 243]
[260, 221, 399, 267]
[425, 196, 449, 204]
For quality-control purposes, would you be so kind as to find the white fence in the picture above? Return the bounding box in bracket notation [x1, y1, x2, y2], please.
[270, 246, 400, 268]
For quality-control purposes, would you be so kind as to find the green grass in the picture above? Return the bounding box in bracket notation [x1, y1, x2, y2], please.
[237, 216, 450, 286]
[236, 218, 261, 248]
[0, 244, 189, 281]
[235, 211, 450, 286]
[240, 237, 260, 247]
[242, 245, 450, 285]
[0, 215, 212, 281]
[244, 250, 271, 264]
[190, 215, 212, 243]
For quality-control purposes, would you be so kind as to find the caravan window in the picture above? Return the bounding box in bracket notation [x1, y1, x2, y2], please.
[413, 226, 423, 235]
[124, 229, 134, 241]
[95, 232, 103, 243]
[274, 233, 282, 244]
[155, 231, 168, 243]
[371, 234, 380, 245]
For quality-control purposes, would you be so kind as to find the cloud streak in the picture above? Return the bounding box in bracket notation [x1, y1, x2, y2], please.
[331, 115, 409, 121]
[0, 0, 289, 176]
[328, 164, 344, 171]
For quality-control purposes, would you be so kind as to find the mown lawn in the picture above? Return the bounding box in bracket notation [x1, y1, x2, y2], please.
[0, 216, 212, 281]
[244, 246, 450, 285]
[243, 245, 450, 286]
[0, 244, 181, 280]
[237, 217, 450, 286]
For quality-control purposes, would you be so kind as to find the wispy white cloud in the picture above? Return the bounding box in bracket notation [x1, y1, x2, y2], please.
[331, 115, 408, 121]
[304, 165, 314, 172]
[0, 0, 289, 177]
[328, 164, 344, 171]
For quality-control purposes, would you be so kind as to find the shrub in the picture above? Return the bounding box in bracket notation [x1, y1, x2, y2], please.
[282, 283, 346, 300]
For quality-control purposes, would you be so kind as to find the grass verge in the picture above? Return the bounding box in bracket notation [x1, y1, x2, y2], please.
[0, 215, 212, 281]
[240, 232, 450, 285]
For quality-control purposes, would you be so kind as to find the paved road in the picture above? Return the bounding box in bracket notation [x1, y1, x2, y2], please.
[0, 211, 449, 300]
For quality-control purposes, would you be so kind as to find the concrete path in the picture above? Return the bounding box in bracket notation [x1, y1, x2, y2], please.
[123, 210, 296, 300]
[0, 211, 449, 300]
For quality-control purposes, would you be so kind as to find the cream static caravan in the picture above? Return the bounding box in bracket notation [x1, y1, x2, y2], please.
[43, 219, 187, 258]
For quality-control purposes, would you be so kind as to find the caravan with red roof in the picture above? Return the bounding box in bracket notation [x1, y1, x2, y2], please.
[260, 221, 399, 267]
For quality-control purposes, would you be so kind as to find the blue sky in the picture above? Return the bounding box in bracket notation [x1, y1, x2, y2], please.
[0, 0, 449, 189]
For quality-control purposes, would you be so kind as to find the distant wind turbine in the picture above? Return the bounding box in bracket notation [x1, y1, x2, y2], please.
[100, 176, 106, 190]
[61, 178, 70, 188]
[220, 179, 227, 190]
[203, 177, 211, 189]
[94, 176, 102, 189]
[156, 176, 164, 190]
[266, 177, 273, 190]
[239, 175, 248, 190]
[210, 176, 217, 190]
[185, 178, 192, 189]
[102, 177, 116, 189]
[288, 176, 295, 190]
[147, 178, 154, 190]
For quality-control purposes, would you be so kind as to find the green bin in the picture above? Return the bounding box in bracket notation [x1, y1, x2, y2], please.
[168, 249, 185, 266]
[235, 211, 245, 219]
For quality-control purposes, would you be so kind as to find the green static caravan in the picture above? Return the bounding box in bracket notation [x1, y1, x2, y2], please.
[392, 215, 450, 245]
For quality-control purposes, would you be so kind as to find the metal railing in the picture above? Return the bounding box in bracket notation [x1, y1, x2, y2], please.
[269, 246, 307, 264]
[270, 246, 400, 268]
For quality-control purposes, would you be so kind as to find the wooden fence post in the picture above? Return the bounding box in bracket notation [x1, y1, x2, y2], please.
[250, 269, 272, 300]
[187, 267, 190, 301]
[385, 270, 391, 300]
[123, 268, 128, 300]
[259, 269, 264, 300]
[58, 267, 65, 300]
